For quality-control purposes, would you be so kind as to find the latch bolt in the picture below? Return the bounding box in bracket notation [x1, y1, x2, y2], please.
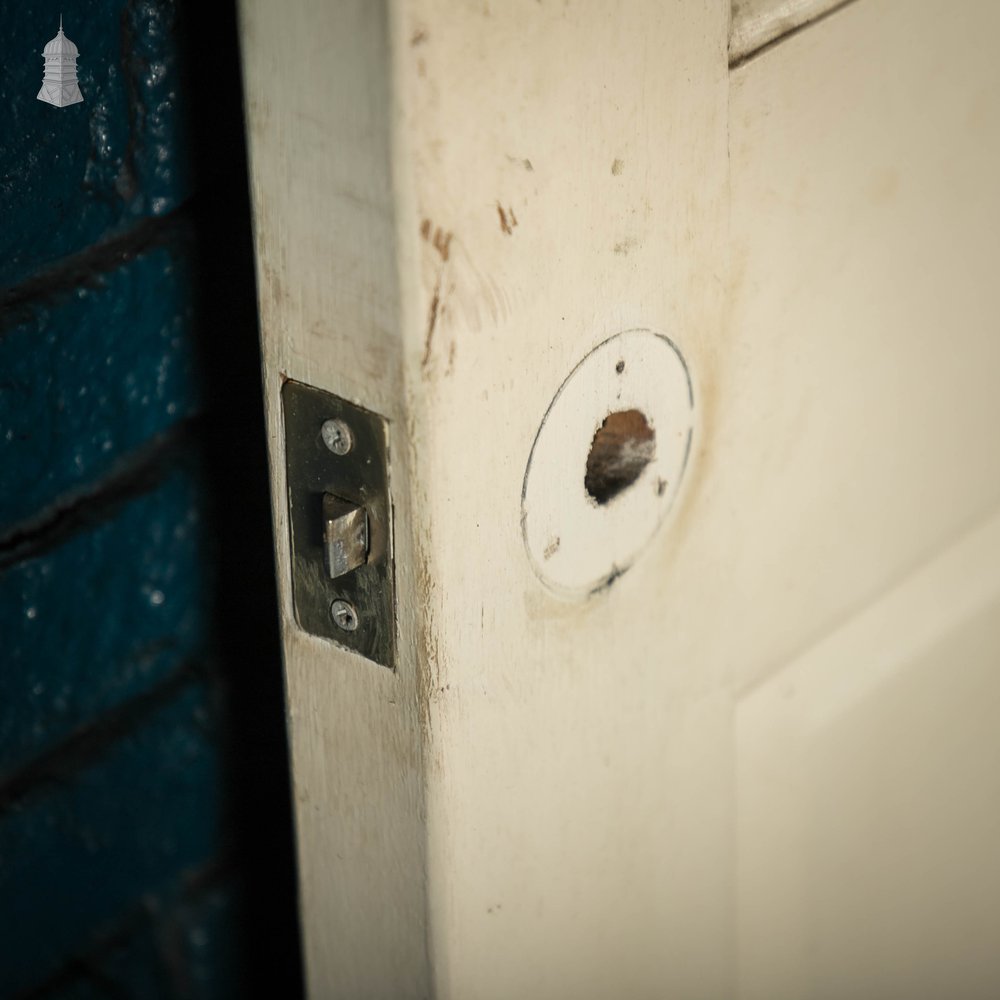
[282, 379, 395, 668]
[323, 494, 368, 579]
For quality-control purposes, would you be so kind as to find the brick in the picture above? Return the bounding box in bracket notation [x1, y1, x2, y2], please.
[0, 239, 201, 538]
[32, 882, 241, 1000]
[0, 465, 212, 780]
[160, 884, 241, 1000]
[37, 917, 174, 1000]
[0, 0, 195, 290]
[0, 679, 222, 997]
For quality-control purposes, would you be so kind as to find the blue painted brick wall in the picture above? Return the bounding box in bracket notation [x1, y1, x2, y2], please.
[1, 0, 194, 290]
[28, 885, 238, 1000]
[0, 680, 222, 997]
[0, 467, 209, 778]
[0, 0, 301, 996]
[0, 239, 201, 537]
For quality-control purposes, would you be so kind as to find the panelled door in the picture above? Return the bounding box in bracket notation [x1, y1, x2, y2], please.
[238, 1, 1000, 996]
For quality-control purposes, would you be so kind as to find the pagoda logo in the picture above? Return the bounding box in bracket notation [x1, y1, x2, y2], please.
[38, 16, 84, 108]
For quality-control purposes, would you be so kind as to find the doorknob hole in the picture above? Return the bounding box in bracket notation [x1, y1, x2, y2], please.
[584, 409, 655, 505]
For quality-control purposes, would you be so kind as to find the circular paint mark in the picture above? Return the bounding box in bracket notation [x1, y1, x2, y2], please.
[521, 329, 694, 597]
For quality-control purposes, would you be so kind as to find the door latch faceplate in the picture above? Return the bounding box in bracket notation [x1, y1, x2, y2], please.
[282, 379, 396, 669]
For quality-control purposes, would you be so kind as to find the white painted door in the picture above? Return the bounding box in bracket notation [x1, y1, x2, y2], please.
[238, 1, 1000, 996]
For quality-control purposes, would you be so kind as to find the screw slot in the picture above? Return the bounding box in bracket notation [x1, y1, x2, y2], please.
[321, 418, 353, 455]
[330, 599, 359, 631]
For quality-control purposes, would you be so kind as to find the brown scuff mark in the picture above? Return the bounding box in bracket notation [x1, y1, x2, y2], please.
[422, 274, 442, 368]
[446, 340, 456, 376]
[420, 218, 453, 261]
[433, 230, 452, 261]
[613, 237, 637, 256]
[418, 219, 456, 372]
[410, 26, 428, 46]
[496, 202, 518, 235]
[611, 158, 625, 176]
[419, 225, 511, 347]
[543, 537, 560, 560]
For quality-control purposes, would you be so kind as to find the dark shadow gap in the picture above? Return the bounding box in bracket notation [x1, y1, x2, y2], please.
[179, 0, 304, 996]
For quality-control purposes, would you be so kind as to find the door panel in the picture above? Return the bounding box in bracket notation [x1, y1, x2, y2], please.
[727, 0, 1000, 697]
[737, 510, 1000, 998]
[731, 5, 1000, 994]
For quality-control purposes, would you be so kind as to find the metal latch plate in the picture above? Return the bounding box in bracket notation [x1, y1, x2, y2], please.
[282, 379, 395, 668]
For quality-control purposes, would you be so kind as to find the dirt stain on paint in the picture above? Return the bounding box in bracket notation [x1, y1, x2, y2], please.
[611, 158, 625, 176]
[422, 275, 442, 368]
[506, 154, 534, 172]
[421, 218, 453, 261]
[496, 202, 518, 235]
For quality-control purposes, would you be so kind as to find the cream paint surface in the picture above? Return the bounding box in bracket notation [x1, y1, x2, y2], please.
[237, 2, 430, 996]
[729, 0, 847, 62]
[727, 0, 1000, 694]
[737, 509, 1000, 999]
[395, 3, 730, 996]
[415, 4, 1000, 996]
[238, 0, 1000, 996]
[729, 2, 1000, 994]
